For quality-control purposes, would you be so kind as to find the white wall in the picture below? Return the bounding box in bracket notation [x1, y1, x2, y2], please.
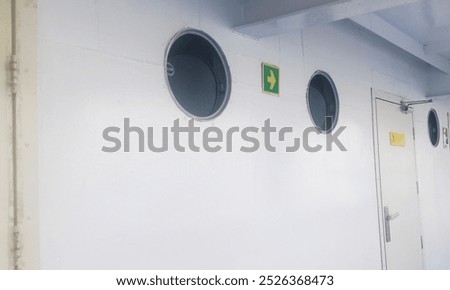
[37, 0, 450, 269]
[414, 100, 450, 269]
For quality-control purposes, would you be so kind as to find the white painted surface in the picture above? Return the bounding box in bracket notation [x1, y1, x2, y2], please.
[234, 0, 419, 38]
[377, 0, 450, 46]
[414, 100, 450, 269]
[375, 98, 423, 269]
[425, 39, 450, 55]
[351, 13, 450, 74]
[427, 69, 450, 97]
[36, 0, 450, 269]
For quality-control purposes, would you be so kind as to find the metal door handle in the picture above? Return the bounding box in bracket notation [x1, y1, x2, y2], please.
[384, 206, 391, 243]
[388, 212, 400, 221]
[384, 207, 400, 243]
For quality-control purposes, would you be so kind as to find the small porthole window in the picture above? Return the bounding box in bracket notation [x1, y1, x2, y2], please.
[165, 29, 231, 120]
[428, 109, 440, 147]
[306, 71, 339, 133]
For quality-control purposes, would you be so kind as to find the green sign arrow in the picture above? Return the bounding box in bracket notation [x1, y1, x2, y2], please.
[262, 63, 280, 96]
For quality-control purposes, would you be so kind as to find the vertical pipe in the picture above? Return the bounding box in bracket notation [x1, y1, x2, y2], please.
[10, 0, 19, 270]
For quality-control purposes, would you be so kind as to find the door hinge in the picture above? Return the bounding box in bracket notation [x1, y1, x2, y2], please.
[413, 127, 416, 140]
[421, 236, 424, 249]
[9, 54, 18, 95]
[416, 181, 419, 194]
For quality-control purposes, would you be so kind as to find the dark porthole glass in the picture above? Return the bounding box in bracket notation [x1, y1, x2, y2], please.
[428, 109, 440, 147]
[165, 29, 231, 120]
[306, 71, 339, 133]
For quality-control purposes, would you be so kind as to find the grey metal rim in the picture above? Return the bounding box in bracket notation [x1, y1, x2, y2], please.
[428, 108, 440, 147]
[164, 28, 232, 121]
[306, 70, 340, 134]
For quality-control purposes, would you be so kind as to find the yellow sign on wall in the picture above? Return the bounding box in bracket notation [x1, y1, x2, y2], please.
[390, 132, 406, 147]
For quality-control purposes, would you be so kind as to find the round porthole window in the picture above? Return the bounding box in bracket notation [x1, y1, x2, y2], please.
[428, 109, 440, 147]
[165, 29, 231, 120]
[306, 71, 339, 133]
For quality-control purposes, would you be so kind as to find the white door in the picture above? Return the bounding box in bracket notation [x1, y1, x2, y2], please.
[0, 0, 12, 269]
[374, 95, 423, 269]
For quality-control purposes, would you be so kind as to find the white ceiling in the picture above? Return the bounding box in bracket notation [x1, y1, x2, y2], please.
[377, 0, 450, 60]
[235, 0, 450, 74]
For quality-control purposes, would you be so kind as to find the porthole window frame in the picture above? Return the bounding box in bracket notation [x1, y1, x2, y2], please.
[306, 70, 340, 134]
[428, 108, 440, 147]
[164, 28, 232, 121]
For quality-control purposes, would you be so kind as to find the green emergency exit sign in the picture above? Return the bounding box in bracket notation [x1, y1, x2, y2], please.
[262, 63, 280, 96]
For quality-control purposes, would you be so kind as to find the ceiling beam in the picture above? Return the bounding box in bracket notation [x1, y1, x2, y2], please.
[233, 0, 420, 38]
[351, 13, 450, 74]
[424, 39, 450, 55]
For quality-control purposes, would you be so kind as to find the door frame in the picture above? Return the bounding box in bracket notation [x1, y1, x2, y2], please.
[371, 88, 424, 269]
